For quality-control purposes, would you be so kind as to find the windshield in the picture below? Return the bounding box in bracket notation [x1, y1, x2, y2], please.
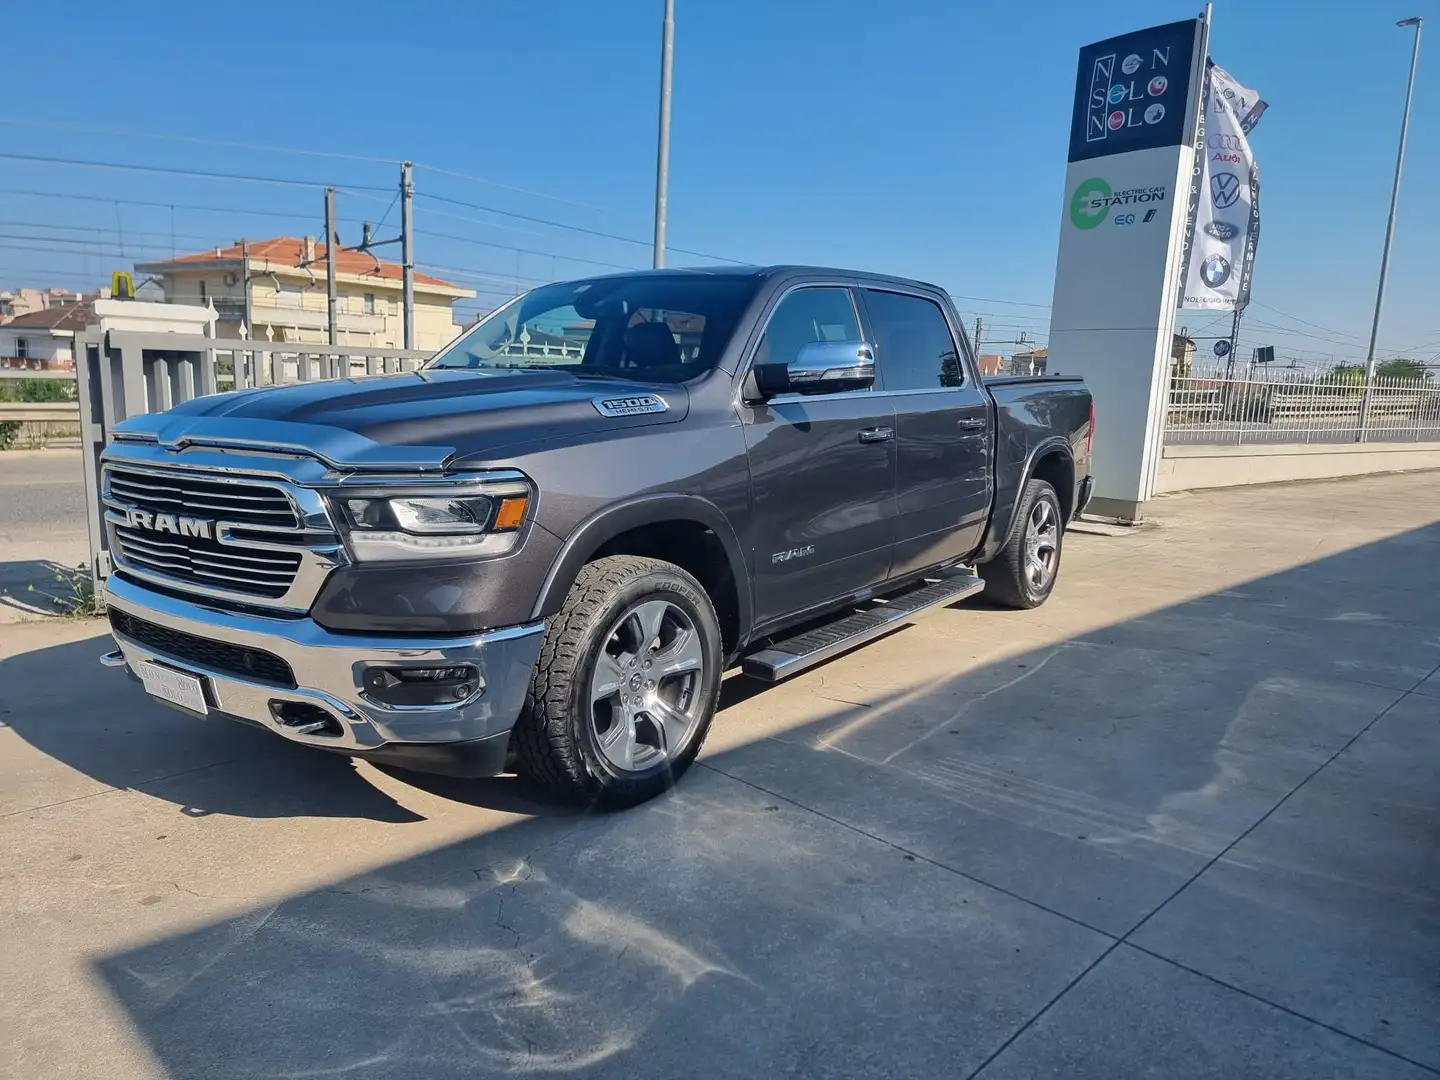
[428, 273, 762, 384]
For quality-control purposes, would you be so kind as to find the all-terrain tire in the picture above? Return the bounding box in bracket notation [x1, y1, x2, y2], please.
[513, 555, 722, 807]
[978, 479, 1064, 610]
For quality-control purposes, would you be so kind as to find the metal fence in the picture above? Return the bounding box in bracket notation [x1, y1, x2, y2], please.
[1165, 367, 1440, 445]
[74, 327, 432, 586]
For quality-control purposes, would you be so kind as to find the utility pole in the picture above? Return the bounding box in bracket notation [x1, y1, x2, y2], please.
[1359, 15, 1423, 438]
[1224, 307, 1242, 379]
[240, 239, 253, 386]
[324, 187, 338, 347]
[401, 160, 415, 350]
[973, 316, 983, 358]
[652, 0, 675, 269]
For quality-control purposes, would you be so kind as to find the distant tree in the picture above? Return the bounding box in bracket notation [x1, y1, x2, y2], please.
[1375, 357, 1431, 382]
[1326, 363, 1366, 389]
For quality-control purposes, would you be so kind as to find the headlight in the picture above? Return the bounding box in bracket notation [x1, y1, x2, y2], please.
[331, 476, 531, 562]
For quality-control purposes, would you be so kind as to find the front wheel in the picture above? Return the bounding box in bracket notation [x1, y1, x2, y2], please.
[978, 479, 1064, 609]
[513, 555, 722, 807]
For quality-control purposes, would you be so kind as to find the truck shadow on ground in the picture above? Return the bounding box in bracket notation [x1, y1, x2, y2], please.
[6, 523, 1440, 1076]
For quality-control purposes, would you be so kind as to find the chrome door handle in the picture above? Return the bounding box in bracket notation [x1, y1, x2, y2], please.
[956, 417, 986, 431]
[858, 426, 894, 443]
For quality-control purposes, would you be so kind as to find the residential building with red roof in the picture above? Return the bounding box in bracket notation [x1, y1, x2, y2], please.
[135, 237, 476, 351]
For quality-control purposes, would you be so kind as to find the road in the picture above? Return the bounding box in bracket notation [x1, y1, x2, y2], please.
[2, 472, 1438, 1078]
[0, 449, 90, 621]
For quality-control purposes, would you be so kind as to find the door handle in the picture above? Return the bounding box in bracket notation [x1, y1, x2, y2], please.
[956, 418, 987, 431]
[858, 426, 894, 443]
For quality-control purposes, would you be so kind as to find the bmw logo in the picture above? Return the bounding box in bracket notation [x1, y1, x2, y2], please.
[1201, 255, 1232, 288]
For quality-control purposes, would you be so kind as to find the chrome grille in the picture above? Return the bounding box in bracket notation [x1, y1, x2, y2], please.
[106, 470, 298, 528]
[105, 465, 304, 600]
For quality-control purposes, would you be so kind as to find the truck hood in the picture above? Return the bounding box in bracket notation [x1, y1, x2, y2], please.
[111, 368, 690, 471]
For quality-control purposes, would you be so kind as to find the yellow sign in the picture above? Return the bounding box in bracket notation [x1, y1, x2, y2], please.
[110, 271, 135, 300]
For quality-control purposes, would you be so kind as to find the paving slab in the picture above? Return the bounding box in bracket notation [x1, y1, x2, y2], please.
[978, 945, 1434, 1080]
[1131, 691, 1440, 1069]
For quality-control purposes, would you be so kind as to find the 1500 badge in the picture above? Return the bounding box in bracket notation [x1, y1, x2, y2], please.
[593, 394, 668, 417]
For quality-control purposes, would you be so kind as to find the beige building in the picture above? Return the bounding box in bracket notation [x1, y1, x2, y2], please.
[135, 238, 475, 352]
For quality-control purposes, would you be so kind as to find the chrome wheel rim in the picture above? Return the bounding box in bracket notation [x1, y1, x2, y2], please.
[590, 598, 705, 773]
[1023, 498, 1060, 592]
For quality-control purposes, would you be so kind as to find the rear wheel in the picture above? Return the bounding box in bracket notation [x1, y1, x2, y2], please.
[513, 555, 722, 807]
[979, 479, 1064, 609]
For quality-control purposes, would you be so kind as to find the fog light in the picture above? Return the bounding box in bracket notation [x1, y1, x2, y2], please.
[362, 665, 481, 707]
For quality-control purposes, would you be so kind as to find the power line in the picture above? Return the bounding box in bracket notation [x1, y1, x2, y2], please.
[416, 191, 747, 265]
[0, 116, 619, 214]
[0, 152, 392, 192]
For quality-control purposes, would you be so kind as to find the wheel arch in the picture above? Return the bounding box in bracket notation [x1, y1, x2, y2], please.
[530, 494, 752, 654]
[978, 437, 1076, 563]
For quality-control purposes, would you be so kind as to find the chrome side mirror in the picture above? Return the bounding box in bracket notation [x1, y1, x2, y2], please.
[751, 341, 876, 399]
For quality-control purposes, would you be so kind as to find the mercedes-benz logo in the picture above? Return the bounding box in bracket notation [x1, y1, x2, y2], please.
[1210, 172, 1242, 209]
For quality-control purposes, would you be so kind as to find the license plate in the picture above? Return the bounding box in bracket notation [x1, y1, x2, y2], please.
[136, 661, 209, 716]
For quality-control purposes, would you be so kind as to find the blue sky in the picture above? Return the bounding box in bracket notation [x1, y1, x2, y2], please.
[2, 0, 1435, 367]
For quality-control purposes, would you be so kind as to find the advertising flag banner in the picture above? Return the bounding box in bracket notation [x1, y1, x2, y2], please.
[1179, 63, 1266, 311]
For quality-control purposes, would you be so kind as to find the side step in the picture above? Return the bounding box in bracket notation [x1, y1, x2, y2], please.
[742, 571, 985, 683]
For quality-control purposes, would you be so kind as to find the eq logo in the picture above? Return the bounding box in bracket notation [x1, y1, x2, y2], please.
[1148, 75, 1168, 96]
[1210, 171, 1242, 209]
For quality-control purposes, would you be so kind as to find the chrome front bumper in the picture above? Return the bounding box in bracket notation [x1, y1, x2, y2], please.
[101, 573, 545, 775]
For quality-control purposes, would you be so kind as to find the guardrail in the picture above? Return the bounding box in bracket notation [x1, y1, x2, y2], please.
[1166, 368, 1440, 445]
[0, 401, 80, 423]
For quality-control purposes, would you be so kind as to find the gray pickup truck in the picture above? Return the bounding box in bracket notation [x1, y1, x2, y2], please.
[99, 266, 1092, 805]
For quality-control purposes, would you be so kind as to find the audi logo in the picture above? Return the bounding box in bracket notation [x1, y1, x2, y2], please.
[1208, 133, 1243, 151]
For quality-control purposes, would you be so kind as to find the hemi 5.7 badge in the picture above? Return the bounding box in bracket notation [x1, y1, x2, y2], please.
[592, 394, 669, 417]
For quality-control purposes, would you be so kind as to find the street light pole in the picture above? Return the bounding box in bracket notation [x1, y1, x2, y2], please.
[1359, 16, 1423, 437]
[652, 0, 675, 269]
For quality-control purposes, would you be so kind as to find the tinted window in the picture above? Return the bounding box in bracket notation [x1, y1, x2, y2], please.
[429, 274, 762, 384]
[756, 287, 861, 368]
[861, 289, 963, 390]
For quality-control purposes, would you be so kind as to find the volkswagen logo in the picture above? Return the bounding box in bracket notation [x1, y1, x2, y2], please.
[1203, 221, 1241, 242]
[1208, 133, 1244, 151]
[1201, 255, 1232, 289]
[1210, 172, 1242, 209]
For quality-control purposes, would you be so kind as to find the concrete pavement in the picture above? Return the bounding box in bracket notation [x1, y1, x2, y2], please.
[2, 472, 1438, 1078]
[0, 449, 90, 622]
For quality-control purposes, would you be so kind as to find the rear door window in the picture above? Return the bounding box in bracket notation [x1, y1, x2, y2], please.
[860, 289, 964, 391]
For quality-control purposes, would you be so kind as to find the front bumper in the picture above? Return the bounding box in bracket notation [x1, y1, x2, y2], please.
[101, 573, 545, 776]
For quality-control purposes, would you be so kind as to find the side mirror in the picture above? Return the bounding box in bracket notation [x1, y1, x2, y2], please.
[751, 341, 876, 399]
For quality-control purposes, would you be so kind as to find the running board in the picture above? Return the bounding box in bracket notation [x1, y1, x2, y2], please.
[742, 572, 985, 683]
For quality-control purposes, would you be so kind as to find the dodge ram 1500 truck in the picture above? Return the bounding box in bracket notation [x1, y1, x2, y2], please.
[99, 266, 1093, 805]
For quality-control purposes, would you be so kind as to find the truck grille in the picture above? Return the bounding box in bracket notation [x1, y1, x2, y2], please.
[109, 608, 297, 687]
[105, 466, 304, 600]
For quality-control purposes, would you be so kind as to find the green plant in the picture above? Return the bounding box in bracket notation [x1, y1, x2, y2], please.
[27, 563, 104, 618]
[0, 420, 21, 449]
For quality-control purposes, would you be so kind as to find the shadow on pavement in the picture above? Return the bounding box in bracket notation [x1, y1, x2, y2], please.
[4, 524, 1439, 1076]
[0, 558, 74, 617]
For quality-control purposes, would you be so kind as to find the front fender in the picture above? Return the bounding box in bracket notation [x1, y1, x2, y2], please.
[529, 493, 752, 637]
